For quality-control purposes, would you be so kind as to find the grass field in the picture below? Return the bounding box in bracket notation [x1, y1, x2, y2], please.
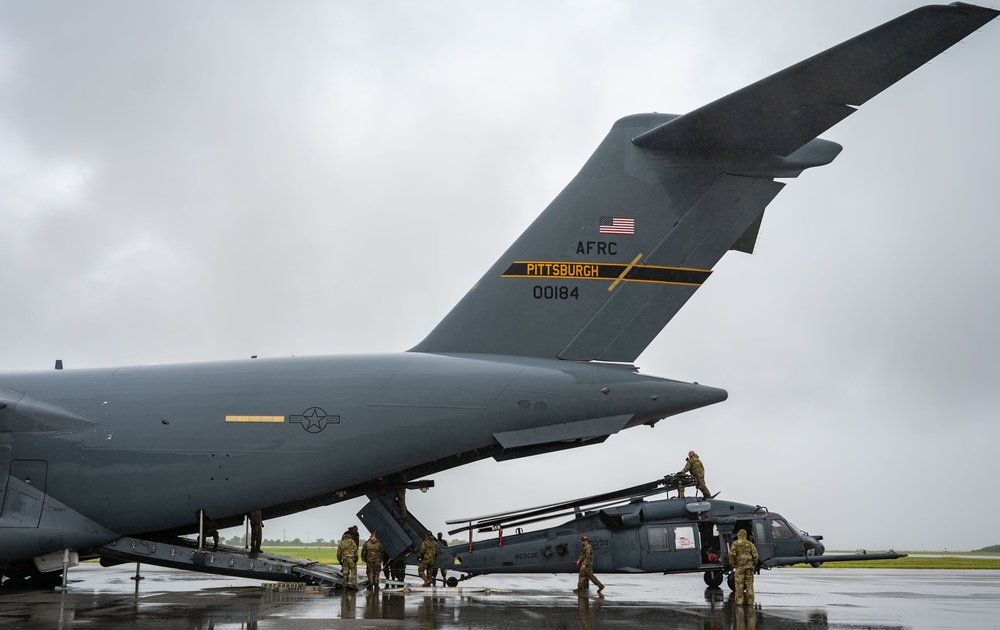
[794, 553, 1000, 570]
[262, 548, 1000, 570]
[265, 546, 340, 565]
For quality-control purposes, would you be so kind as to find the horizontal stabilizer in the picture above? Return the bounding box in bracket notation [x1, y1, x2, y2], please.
[633, 3, 1000, 156]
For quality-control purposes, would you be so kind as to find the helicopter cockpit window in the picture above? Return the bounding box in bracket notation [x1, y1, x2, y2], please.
[770, 518, 796, 540]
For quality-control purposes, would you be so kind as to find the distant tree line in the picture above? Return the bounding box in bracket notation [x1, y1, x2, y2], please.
[973, 544, 1000, 553]
[224, 534, 465, 547]
[224, 535, 334, 547]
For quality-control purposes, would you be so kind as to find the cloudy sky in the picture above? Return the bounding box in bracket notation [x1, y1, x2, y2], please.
[2, 2, 998, 553]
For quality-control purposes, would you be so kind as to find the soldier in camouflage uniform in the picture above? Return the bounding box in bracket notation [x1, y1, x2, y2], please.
[418, 531, 438, 586]
[197, 511, 219, 551]
[337, 531, 359, 589]
[248, 509, 263, 554]
[677, 450, 711, 498]
[573, 536, 605, 593]
[341, 524, 360, 546]
[361, 531, 384, 590]
[729, 529, 759, 606]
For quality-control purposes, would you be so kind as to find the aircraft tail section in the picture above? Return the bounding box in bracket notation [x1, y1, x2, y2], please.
[411, 3, 997, 363]
[412, 115, 788, 362]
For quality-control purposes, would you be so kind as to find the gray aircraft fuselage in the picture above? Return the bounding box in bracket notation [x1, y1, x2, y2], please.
[0, 353, 724, 565]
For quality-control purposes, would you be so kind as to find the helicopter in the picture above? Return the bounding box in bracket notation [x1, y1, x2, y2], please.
[358, 475, 904, 590]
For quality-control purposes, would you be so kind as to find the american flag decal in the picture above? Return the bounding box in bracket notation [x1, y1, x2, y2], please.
[599, 216, 635, 235]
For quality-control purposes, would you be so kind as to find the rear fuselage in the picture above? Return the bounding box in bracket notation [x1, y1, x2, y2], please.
[0, 352, 725, 566]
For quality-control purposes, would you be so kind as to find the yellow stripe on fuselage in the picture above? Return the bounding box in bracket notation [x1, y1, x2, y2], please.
[225, 415, 285, 423]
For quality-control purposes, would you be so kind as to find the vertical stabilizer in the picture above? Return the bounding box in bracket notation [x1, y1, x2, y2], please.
[412, 113, 783, 362]
[412, 3, 998, 362]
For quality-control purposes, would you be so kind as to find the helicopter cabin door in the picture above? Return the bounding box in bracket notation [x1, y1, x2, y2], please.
[640, 523, 700, 572]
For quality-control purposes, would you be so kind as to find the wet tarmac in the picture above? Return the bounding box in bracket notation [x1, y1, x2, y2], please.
[2, 564, 998, 629]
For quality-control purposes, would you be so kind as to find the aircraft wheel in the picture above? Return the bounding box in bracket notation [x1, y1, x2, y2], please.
[446, 576, 459, 587]
[805, 547, 822, 568]
[703, 570, 723, 588]
[726, 572, 736, 591]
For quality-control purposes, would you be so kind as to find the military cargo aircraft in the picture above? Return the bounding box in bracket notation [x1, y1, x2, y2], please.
[1, 4, 995, 587]
[363, 475, 905, 590]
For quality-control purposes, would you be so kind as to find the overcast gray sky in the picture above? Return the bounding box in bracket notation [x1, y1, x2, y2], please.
[2, 1, 998, 553]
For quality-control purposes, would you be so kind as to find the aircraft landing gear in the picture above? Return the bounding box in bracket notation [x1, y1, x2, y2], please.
[703, 570, 723, 588]
[726, 572, 736, 591]
[446, 576, 459, 587]
[805, 546, 822, 568]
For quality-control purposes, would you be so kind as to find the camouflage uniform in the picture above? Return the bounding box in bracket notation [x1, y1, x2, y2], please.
[574, 537, 605, 592]
[198, 512, 219, 551]
[417, 532, 438, 586]
[677, 451, 711, 498]
[729, 529, 759, 606]
[338, 533, 359, 589]
[361, 534, 384, 589]
[342, 525, 360, 546]
[248, 510, 263, 553]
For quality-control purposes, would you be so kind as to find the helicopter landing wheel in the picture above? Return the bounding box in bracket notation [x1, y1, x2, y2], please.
[726, 572, 736, 591]
[806, 547, 822, 568]
[703, 570, 723, 588]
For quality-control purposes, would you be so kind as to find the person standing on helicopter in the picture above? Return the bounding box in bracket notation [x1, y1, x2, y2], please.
[677, 450, 711, 498]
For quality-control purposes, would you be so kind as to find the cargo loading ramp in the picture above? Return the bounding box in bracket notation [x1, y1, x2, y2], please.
[96, 536, 356, 588]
